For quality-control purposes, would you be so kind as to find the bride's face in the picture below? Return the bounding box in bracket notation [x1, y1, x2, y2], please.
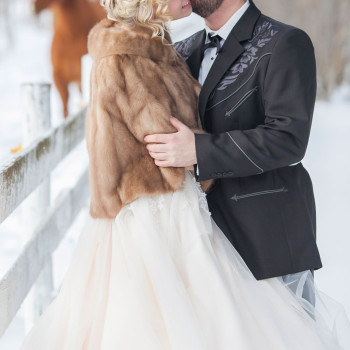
[168, 0, 192, 20]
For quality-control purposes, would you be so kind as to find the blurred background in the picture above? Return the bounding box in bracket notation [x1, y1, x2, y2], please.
[256, 0, 350, 99]
[0, 0, 350, 348]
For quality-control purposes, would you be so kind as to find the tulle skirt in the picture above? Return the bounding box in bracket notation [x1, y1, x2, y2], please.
[21, 173, 350, 349]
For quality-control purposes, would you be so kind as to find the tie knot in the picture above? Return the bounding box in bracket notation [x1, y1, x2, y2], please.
[203, 33, 222, 55]
[208, 33, 222, 42]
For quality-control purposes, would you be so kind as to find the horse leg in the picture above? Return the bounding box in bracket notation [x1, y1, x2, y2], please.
[54, 71, 69, 118]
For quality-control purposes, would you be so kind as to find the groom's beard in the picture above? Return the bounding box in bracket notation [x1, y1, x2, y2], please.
[191, 0, 225, 18]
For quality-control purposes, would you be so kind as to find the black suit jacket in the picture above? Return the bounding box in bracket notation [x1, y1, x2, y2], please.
[175, 2, 322, 280]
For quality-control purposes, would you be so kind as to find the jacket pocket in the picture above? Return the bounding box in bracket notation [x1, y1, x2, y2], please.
[225, 86, 258, 117]
[231, 187, 288, 202]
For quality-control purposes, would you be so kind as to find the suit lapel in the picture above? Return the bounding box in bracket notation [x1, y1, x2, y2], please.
[198, 35, 244, 121]
[186, 30, 206, 80]
[198, 3, 262, 124]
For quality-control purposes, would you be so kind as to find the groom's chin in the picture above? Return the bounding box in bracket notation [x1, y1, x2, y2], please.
[191, 0, 225, 18]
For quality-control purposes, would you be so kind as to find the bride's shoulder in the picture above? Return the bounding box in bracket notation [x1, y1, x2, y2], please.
[87, 19, 133, 61]
[88, 19, 174, 65]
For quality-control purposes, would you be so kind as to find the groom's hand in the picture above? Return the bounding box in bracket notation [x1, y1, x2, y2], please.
[144, 117, 197, 168]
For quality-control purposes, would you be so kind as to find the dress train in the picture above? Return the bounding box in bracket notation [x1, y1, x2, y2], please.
[21, 172, 350, 349]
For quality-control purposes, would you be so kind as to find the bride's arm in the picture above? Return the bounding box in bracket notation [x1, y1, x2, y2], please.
[95, 54, 186, 143]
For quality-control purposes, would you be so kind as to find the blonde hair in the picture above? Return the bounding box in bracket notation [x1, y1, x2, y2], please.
[100, 0, 171, 40]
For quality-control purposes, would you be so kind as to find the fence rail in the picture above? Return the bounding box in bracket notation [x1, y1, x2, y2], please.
[0, 169, 89, 337]
[0, 108, 87, 225]
[0, 78, 91, 339]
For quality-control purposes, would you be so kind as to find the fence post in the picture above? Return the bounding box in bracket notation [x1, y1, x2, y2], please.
[20, 82, 53, 332]
[81, 54, 93, 106]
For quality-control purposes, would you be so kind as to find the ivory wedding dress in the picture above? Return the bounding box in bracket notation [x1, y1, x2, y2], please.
[21, 172, 350, 349]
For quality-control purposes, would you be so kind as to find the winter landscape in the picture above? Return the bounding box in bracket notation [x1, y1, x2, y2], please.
[0, 1, 350, 349]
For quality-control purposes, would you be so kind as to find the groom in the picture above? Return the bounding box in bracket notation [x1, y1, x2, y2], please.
[145, 0, 322, 294]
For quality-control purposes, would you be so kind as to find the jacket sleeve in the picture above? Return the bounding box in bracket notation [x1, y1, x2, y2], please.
[195, 28, 317, 181]
[95, 54, 187, 143]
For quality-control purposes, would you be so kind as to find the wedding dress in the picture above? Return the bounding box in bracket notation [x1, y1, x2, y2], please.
[21, 172, 350, 349]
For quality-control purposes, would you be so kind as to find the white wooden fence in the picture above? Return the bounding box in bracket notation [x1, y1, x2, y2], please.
[0, 74, 91, 339]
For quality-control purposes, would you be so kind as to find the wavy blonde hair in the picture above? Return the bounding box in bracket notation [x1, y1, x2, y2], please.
[100, 0, 171, 40]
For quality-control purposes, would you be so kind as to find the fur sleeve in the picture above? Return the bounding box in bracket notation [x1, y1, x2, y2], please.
[97, 54, 183, 141]
[86, 59, 123, 217]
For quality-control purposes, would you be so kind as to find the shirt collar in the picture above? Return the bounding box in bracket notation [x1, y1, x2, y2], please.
[205, 0, 250, 41]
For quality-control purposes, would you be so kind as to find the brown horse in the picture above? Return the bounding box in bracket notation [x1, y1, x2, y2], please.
[34, 0, 106, 117]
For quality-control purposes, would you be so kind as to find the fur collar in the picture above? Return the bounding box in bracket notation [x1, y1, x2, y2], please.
[88, 18, 176, 62]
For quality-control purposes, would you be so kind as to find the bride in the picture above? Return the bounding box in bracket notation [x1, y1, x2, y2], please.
[21, 0, 350, 349]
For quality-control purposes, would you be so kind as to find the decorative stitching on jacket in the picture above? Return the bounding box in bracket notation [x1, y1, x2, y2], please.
[226, 132, 264, 174]
[217, 21, 279, 91]
[207, 53, 271, 110]
[225, 86, 258, 117]
[231, 187, 288, 202]
[174, 31, 203, 61]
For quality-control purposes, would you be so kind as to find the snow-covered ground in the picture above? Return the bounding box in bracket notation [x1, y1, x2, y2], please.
[0, 2, 349, 349]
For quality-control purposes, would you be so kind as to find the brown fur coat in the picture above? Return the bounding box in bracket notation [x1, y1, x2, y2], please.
[86, 19, 203, 218]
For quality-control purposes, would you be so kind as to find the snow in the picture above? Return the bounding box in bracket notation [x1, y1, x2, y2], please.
[0, 1, 82, 166]
[303, 97, 350, 313]
[0, 4, 349, 349]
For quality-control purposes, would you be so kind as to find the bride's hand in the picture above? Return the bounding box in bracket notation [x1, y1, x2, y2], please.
[144, 117, 197, 168]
